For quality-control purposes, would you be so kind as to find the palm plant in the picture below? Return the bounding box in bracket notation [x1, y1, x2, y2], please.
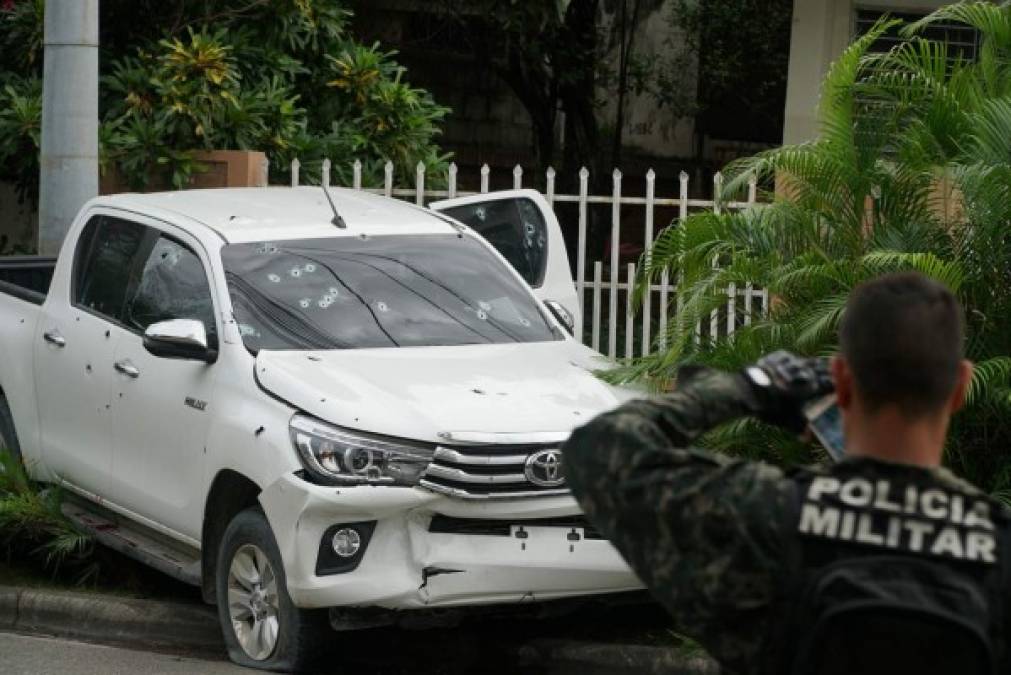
[617, 3, 1011, 492]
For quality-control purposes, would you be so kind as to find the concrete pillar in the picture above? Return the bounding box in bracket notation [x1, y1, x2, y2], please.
[38, 0, 99, 256]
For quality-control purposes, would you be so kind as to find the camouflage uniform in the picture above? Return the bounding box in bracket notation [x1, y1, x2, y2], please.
[562, 368, 1003, 674]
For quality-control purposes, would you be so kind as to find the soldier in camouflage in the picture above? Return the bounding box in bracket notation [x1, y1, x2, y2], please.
[563, 272, 1011, 674]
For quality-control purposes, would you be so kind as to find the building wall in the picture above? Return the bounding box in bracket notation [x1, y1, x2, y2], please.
[782, 0, 951, 145]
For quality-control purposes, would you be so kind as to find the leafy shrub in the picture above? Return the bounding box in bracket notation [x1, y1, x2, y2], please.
[619, 6, 1011, 494]
[0, 0, 450, 201]
[0, 449, 93, 577]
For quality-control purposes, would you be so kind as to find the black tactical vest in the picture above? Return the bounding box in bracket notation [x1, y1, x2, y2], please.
[767, 459, 1011, 675]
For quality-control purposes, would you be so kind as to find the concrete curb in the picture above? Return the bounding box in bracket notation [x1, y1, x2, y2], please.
[519, 639, 720, 674]
[0, 586, 719, 673]
[0, 585, 222, 654]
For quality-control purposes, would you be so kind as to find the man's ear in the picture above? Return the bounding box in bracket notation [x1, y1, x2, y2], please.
[832, 355, 852, 409]
[949, 359, 973, 414]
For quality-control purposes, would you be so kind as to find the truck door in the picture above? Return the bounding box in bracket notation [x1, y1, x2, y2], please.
[429, 190, 580, 336]
[34, 214, 139, 496]
[105, 221, 219, 541]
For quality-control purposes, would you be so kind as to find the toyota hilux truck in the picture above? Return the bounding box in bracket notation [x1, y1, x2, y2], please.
[0, 186, 642, 671]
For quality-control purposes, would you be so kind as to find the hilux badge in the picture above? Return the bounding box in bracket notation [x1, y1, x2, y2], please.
[524, 449, 565, 487]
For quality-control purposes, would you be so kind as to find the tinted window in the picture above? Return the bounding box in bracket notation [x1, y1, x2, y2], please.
[75, 216, 146, 322]
[439, 198, 548, 287]
[123, 236, 216, 338]
[221, 234, 560, 352]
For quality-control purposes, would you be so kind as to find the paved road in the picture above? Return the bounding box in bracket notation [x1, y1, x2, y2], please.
[0, 632, 244, 674]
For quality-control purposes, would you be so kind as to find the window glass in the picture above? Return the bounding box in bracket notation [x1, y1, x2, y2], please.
[221, 234, 559, 352]
[123, 236, 216, 338]
[75, 216, 146, 322]
[438, 198, 548, 287]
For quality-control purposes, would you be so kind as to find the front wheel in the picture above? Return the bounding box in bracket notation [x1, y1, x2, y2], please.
[216, 508, 327, 672]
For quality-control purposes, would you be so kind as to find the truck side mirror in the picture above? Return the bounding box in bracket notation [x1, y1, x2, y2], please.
[544, 300, 575, 335]
[143, 319, 216, 363]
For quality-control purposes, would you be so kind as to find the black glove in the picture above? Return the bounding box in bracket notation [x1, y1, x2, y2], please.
[741, 351, 834, 432]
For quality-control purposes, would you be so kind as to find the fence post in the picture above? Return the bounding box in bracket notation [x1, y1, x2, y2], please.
[747, 173, 757, 205]
[608, 169, 623, 360]
[290, 158, 299, 187]
[642, 168, 655, 356]
[591, 261, 603, 354]
[259, 156, 269, 187]
[713, 171, 723, 215]
[545, 167, 555, 206]
[448, 162, 458, 199]
[513, 165, 523, 190]
[576, 167, 589, 342]
[384, 161, 393, 198]
[415, 162, 425, 206]
[625, 263, 635, 362]
[352, 159, 362, 190]
[480, 164, 490, 194]
[321, 158, 331, 188]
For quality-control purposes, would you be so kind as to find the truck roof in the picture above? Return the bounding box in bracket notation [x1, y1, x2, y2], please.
[99, 187, 458, 243]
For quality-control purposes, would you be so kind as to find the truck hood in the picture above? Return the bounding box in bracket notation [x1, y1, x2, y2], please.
[255, 341, 636, 443]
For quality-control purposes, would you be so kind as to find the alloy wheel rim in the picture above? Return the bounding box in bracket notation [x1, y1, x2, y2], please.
[227, 544, 281, 661]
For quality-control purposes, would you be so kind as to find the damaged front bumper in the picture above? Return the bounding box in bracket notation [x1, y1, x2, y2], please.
[259, 473, 643, 611]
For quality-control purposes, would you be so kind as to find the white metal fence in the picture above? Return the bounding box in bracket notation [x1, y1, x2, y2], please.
[278, 158, 768, 361]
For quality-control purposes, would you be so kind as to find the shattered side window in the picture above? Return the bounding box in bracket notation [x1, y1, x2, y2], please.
[221, 234, 560, 352]
[437, 198, 548, 287]
[124, 236, 216, 338]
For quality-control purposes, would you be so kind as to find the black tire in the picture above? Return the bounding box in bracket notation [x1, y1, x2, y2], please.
[216, 508, 328, 672]
[0, 392, 23, 465]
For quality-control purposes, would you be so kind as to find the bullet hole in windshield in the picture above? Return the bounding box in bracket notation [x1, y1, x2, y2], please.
[376, 301, 389, 312]
[304, 263, 316, 273]
[299, 298, 311, 309]
[239, 324, 261, 337]
[519, 317, 531, 327]
[478, 301, 491, 312]
[474, 207, 486, 221]
[290, 267, 302, 278]
[476, 310, 488, 320]
[268, 273, 281, 283]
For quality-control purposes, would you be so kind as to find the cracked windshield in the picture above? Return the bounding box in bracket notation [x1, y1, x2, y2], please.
[221, 234, 560, 351]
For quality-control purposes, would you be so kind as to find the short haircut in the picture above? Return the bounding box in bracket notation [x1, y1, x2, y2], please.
[839, 272, 965, 417]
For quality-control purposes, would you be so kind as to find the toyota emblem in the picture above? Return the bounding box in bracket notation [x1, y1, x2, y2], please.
[524, 449, 565, 487]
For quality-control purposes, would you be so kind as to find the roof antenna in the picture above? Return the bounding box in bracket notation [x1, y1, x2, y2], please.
[321, 185, 347, 229]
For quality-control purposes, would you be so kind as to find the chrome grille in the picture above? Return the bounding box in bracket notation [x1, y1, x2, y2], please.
[419, 444, 569, 499]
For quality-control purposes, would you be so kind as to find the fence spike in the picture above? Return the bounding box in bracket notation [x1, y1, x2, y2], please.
[384, 161, 393, 198]
[448, 162, 458, 199]
[352, 159, 362, 190]
[290, 158, 300, 187]
[415, 161, 426, 206]
[513, 164, 523, 189]
[609, 168, 622, 359]
[576, 167, 590, 341]
[321, 158, 331, 188]
[480, 164, 490, 194]
[642, 169, 656, 356]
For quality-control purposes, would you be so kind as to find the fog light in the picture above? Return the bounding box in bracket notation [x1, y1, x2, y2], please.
[332, 528, 361, 558]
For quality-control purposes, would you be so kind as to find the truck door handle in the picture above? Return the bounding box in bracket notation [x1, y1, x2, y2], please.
[43, 329, 66, 347]
[114, 359, 140, 379]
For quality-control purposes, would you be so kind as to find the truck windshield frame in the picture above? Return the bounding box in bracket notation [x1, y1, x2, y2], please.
[221, 234, 561, 352]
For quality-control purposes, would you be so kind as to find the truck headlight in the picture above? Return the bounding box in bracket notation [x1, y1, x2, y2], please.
[289, 414, 434, 486]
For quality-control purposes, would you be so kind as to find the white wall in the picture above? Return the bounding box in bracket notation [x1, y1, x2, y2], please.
[782, 0, 952, 145]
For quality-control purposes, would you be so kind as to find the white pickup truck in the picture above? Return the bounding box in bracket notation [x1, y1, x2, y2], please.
[0, 187, 641, 670]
